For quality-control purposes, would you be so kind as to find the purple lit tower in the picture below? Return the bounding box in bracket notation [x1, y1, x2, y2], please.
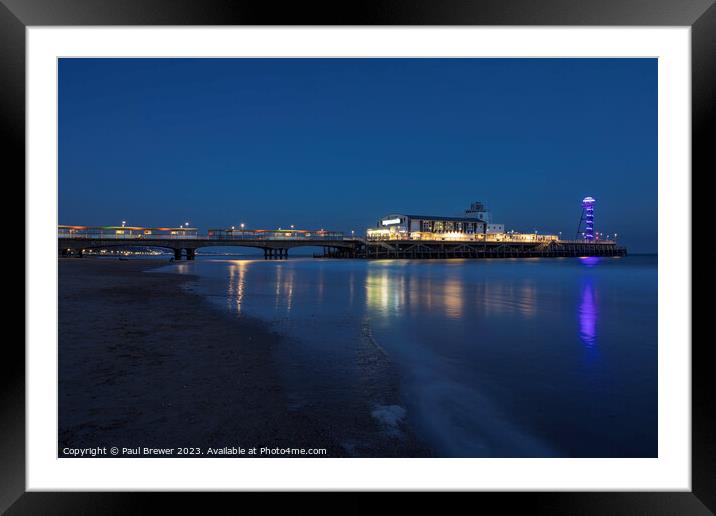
[577, 196, 596, 241]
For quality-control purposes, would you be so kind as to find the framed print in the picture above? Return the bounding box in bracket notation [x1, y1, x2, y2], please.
[5, 0, 712, 511]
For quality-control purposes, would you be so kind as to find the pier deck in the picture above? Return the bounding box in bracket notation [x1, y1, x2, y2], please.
[326, 239, 626, 259]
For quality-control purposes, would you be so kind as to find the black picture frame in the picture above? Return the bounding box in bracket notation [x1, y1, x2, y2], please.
[4, 0, 711, 512]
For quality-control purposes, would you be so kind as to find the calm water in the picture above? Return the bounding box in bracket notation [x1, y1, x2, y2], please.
[162, 255, 657, 457]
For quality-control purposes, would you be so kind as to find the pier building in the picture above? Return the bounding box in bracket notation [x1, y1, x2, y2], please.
[366, 202, 508, 241]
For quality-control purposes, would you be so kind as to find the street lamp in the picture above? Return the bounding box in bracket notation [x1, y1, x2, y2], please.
[121, 220, 126, 227]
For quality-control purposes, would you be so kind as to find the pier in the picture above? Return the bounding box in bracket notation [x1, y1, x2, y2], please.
[58, 226, 357, 260]
[58, 197, 629, 260]
[58, 226, 626, 260]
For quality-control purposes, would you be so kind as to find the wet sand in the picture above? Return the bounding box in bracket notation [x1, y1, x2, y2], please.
[58, 258, 429, 457]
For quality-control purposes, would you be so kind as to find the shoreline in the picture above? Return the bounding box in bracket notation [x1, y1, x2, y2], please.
[58, 257, 430, 457]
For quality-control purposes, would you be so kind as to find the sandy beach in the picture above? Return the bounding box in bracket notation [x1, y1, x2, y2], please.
[58, 258, 430, 458]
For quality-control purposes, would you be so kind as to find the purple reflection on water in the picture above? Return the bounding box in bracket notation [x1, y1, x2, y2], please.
[579, 281, 598, 347]
[579, 256, 600, 267]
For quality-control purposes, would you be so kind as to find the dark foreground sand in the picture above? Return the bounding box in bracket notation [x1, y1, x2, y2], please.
[59, 258, 430, 457]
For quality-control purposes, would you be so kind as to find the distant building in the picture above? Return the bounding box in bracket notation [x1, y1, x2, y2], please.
[465, 201, 504, 234]
[485, 223, 505, 234]
[464, 201, 491, 222]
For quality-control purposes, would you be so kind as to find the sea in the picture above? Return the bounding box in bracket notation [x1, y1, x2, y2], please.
[159, 254, 657, 458]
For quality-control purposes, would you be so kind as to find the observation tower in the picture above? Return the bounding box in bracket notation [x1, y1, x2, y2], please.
[577, 196, 596, 241]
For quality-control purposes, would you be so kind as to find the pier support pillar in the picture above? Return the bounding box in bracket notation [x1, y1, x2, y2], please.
[261, 248, 287, 260]
[186, 248, 196, 260]
[174, 248, 182, 261]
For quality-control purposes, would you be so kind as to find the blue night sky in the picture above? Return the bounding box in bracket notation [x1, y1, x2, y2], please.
[59, 58, 657, 252]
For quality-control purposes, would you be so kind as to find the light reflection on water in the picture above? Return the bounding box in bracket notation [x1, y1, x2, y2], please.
[226, 260, 251, 315]
[364, 264, 537, 321]
[579, 256, 601, 268]
[166, 255, 657, 457]
[579, 280, 598, 347]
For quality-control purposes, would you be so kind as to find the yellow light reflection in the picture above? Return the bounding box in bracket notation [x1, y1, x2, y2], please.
[367, 265, 481, 319]
[227, 260, 251, 315]
[476, 280, 536, 318]
[365, 268, 406, 315]
[442, 277, 464, 319]
[272, 265, 295, 314]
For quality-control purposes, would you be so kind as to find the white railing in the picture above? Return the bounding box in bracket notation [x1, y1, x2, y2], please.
[58, 232, 346, 241]
[58, 233, 198, 240]
[206, 235, 344, 241]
